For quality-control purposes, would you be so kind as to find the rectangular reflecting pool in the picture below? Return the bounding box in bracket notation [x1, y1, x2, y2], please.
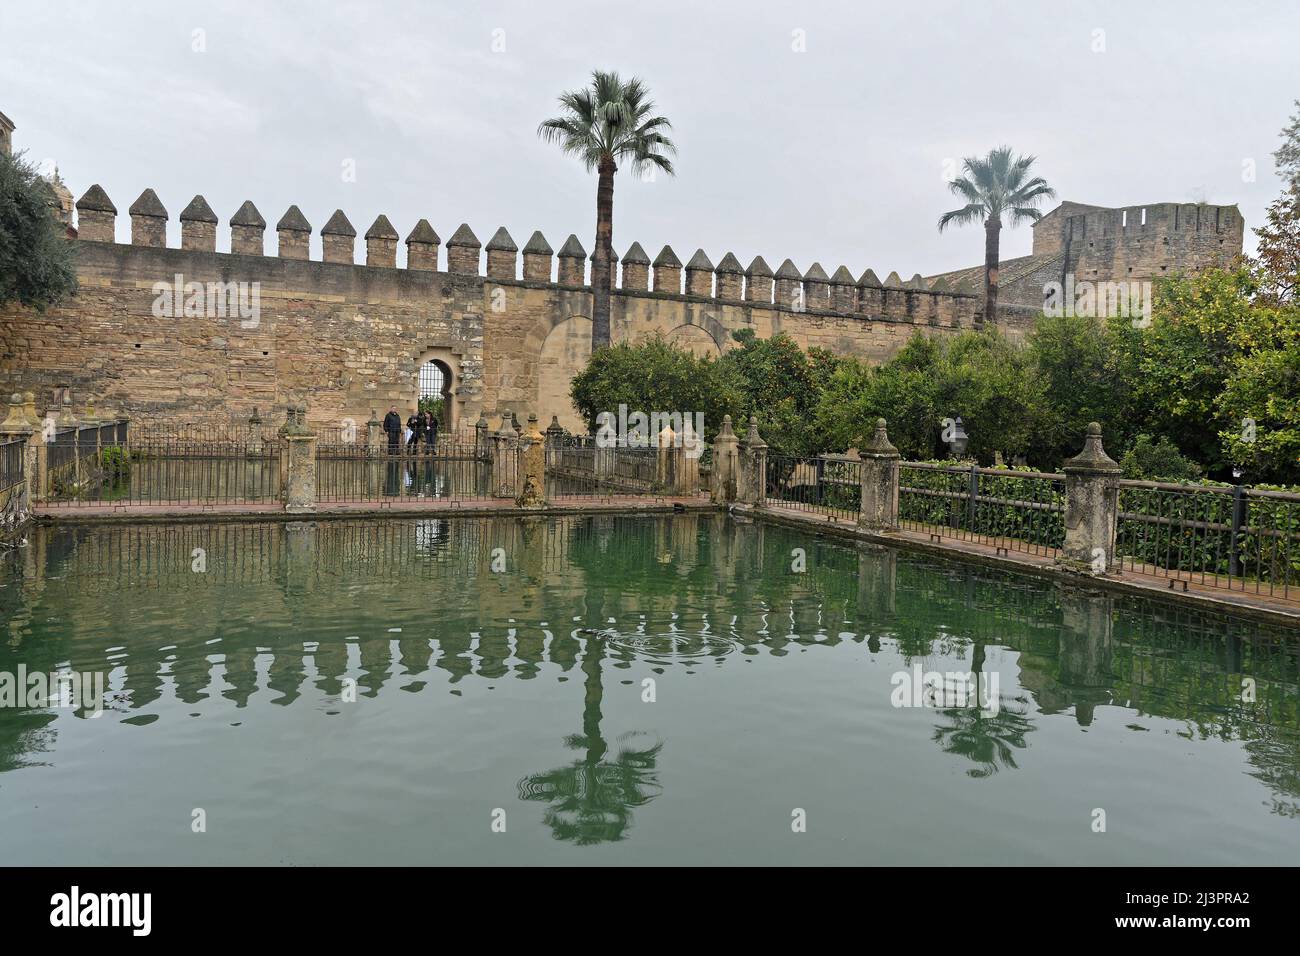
[0, 514, 1296, 865]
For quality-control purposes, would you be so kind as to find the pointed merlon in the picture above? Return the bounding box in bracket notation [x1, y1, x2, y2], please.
[179, 195, 217, 223]
[909, 273, 928, 290]
[523, 231, 553, 255]
[804, 262, 830, 282]
[129, 188, 167, 218]
[231, 200, 265, 228]
[447, 223, 480, 247]
[930, 276, 951, 292]
[746, 256, 773, 277]
[857, 268, 882, 288]
[321, 209, 356, 236]
[622, 241, 650, 264]
[589, 246, 618, 263]
[277, 205, 311, 233]
[486, 227, 518, 252]
[558, 234, 586, 258]
[831, 265, 855, 284]
[775, 258, 801, 279]
[686, 248, 714, 271]
[406, 219, 439, 244]
[653, 245, 682, 267]
[76, 184, 116, 213]
[883, 271, 905, 289]
[365, 215, 399, 240]
[716, 252, 744, 274]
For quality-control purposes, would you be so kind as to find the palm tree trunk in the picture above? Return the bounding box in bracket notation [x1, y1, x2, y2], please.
[982, 216, 1001, 328]
[591, 156, 616, 350]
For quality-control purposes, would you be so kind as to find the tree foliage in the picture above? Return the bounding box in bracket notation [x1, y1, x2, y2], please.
[0, 151, 77, 311]
[568, 335, 742, 437]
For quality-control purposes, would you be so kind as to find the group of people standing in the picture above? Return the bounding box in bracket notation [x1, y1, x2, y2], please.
[382, 406, 441, 454]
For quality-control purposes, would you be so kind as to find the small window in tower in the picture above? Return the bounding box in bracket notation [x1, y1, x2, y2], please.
[1122, 210, 1128, 228]
[1141, 208, 1147, 226]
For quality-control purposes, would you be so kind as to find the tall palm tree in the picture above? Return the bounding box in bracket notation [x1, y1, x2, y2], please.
[938, 147, 1055, 326]
[538, 71, 676, 350]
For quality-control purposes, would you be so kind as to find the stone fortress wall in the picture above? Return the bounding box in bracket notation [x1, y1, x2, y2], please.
[928, 199, 1245, 325]
[0, 182, 986, 434]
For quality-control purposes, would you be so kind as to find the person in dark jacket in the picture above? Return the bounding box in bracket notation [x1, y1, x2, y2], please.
[423, 411, 439, 453]
[383, 406, 403, 454]
[406, 410, 425, 452]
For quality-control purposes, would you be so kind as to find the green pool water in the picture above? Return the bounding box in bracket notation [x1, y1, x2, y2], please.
[0, 514, 1296, 865]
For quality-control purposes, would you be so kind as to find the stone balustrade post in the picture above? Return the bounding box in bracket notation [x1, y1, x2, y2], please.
[490, 412, 519, 498]
[738, 416, 768, 506]
[246, 408, 264, 455]
[516, 414, 547, 508]
[282, 404, 317, 514]
[1059, 422, 1121, 575]
[711, 415, 740, 505]
[592, 429, 615, 481]
[544, 416, 565, 470]
[656, 425, 677, 491]
[858, 418, 900, 531]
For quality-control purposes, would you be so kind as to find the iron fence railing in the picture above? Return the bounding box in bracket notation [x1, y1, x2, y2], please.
[545, 438, 678, 498]
[43, 437, 283, 507]
[315, 442, 495, 503]
[765, 454, 864, 521]
[898, 463, 1066, 557]
[0, 438, 24, 494]
[1118, 481, 1300, 599]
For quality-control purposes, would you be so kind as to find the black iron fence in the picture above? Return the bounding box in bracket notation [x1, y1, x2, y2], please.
[1118, 480, 1300, 599]
[546, 437, 696, 502]
[315, 442, 496, 503]
[1, 438, 25, 494]
[898, 463, 1066, 557]
[764, 454, 863, 521]
[44, 436, 282, 508]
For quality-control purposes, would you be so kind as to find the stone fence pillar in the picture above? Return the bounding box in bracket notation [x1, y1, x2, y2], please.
[858, 418, 900, 531]
[1059, 422, 1121, 575]
[246, 408, 264, 455]
[738, 416, 767, 506]
[516, 414, 546, 508]
[711, 415, 740, 505]
[282, 404, 317, 514]
[544, 416, 565, 471]
[490, 412, 519, 498]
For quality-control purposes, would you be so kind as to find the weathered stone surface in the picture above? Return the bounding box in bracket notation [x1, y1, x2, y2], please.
[1059, 423, 1122, 575]
[365, 215, 399, 268]
[129, 189, 167, 248]
[858, 418, 900, 531]
[277, 205, 311, 259]
[685, 248, 714, 296]
[405, 219, 440, 271]
[180, 195, 218, 252]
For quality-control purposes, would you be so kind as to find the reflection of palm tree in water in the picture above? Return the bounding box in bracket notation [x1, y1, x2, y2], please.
[931, 639, 1036, 778]
[517, 637, 662, 844]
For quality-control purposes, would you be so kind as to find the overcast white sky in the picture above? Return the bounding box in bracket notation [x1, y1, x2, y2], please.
[3, 0, 1296, 273]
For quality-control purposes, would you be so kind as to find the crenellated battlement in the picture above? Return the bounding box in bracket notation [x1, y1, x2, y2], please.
[70, 184, 982, 328]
